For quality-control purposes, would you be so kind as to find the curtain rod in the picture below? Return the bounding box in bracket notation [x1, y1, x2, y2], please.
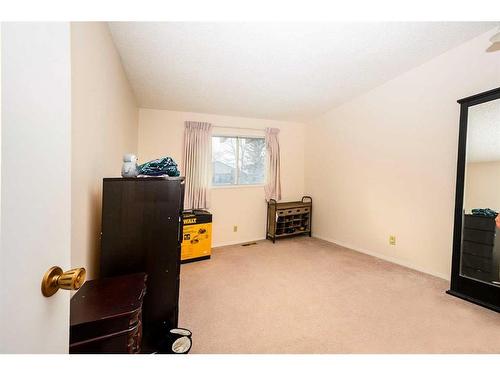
[213, 125, 266, 132]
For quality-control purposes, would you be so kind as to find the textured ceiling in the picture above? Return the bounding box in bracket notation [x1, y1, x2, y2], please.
[109, 22, 497, 121]
[467, 98, 500, 163]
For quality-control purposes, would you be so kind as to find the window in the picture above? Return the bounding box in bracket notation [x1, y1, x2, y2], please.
[212, 136, 266, 186]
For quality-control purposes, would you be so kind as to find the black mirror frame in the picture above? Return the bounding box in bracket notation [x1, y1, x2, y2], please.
[446, 87, 500, 313]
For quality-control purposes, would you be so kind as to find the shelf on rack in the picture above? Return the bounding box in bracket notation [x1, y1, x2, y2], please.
[275, 230, 311, 237]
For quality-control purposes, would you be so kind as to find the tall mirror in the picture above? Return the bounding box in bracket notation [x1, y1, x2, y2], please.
[462, 98, 500, 287]
[448, 87, 500, 312]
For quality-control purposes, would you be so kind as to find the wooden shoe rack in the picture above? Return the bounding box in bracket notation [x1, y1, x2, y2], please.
[266, 196, 312, 243]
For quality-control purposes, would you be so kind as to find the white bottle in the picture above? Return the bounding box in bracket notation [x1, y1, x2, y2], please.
[121, 153, 138, 177]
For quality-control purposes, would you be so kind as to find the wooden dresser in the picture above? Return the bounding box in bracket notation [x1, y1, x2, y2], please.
[70, 273, 147, 354]
[100, 177, 184, 351]
[462, 215, 500, 283]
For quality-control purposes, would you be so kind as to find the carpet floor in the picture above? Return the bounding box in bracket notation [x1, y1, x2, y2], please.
[178, 237, 500, 353]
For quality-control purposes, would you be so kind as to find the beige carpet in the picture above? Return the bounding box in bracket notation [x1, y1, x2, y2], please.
[179, 237, 500, 353]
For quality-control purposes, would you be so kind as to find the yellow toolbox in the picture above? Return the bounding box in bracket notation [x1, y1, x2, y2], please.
[181, 210, 212, 263]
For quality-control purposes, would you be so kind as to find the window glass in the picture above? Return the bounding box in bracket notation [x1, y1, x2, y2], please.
[212, 136, 266, 186]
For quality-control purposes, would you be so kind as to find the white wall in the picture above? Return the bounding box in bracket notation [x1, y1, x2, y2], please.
[305, 29, 500, 280]
[138, 109, 306, 247]
[71, 22, 139, 279]
[464, 161, 500, 213]
[1, 23, 72, 353]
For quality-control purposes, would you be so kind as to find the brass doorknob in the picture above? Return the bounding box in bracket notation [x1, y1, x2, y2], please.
[41, 266, 86, 297]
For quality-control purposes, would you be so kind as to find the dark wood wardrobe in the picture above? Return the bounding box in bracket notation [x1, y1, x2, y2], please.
[100, 177, 185, 352]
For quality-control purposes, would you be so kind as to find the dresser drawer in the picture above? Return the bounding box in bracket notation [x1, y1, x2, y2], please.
[462, 228, 495, 246]
[462, 241, 493, 258]
[277, 209, 298, 216]
[277, 207, 310, 217]
[70, 273, 147, 354]
[461, 253, 493, 272]
[70, 321, 141, 354]
[70, 308, 142, 344]
[461, 266, 493, 282]
[290, 207, 310, 215]
[464, 215, 496, 231]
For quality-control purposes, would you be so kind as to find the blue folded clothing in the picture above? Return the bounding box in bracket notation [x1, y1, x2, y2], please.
[471, 208, 498, 218]
[137, 157, 180, 177]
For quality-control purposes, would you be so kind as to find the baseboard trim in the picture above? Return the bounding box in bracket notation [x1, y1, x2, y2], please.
[213, 237, 267, 248]
[313, 235, 450, 281]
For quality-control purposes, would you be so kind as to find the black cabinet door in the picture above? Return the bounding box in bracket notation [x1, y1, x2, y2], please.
[100, 177, 185, 343]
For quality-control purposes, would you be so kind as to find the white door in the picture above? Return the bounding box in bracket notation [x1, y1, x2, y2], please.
[0, 22, 72, 353]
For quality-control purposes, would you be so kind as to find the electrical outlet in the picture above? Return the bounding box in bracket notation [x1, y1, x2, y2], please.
[389, 235, 396, 246]
[233, 225, 238, 232]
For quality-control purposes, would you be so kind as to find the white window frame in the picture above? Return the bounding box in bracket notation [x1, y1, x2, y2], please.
[211, 134, 267, 188]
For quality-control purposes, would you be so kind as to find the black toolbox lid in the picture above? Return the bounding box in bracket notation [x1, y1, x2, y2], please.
[183, 209, 212, 223]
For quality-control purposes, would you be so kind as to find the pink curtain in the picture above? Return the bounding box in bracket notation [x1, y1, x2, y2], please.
[264, 127, 281, 201]
[182, 121, 212, 209]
